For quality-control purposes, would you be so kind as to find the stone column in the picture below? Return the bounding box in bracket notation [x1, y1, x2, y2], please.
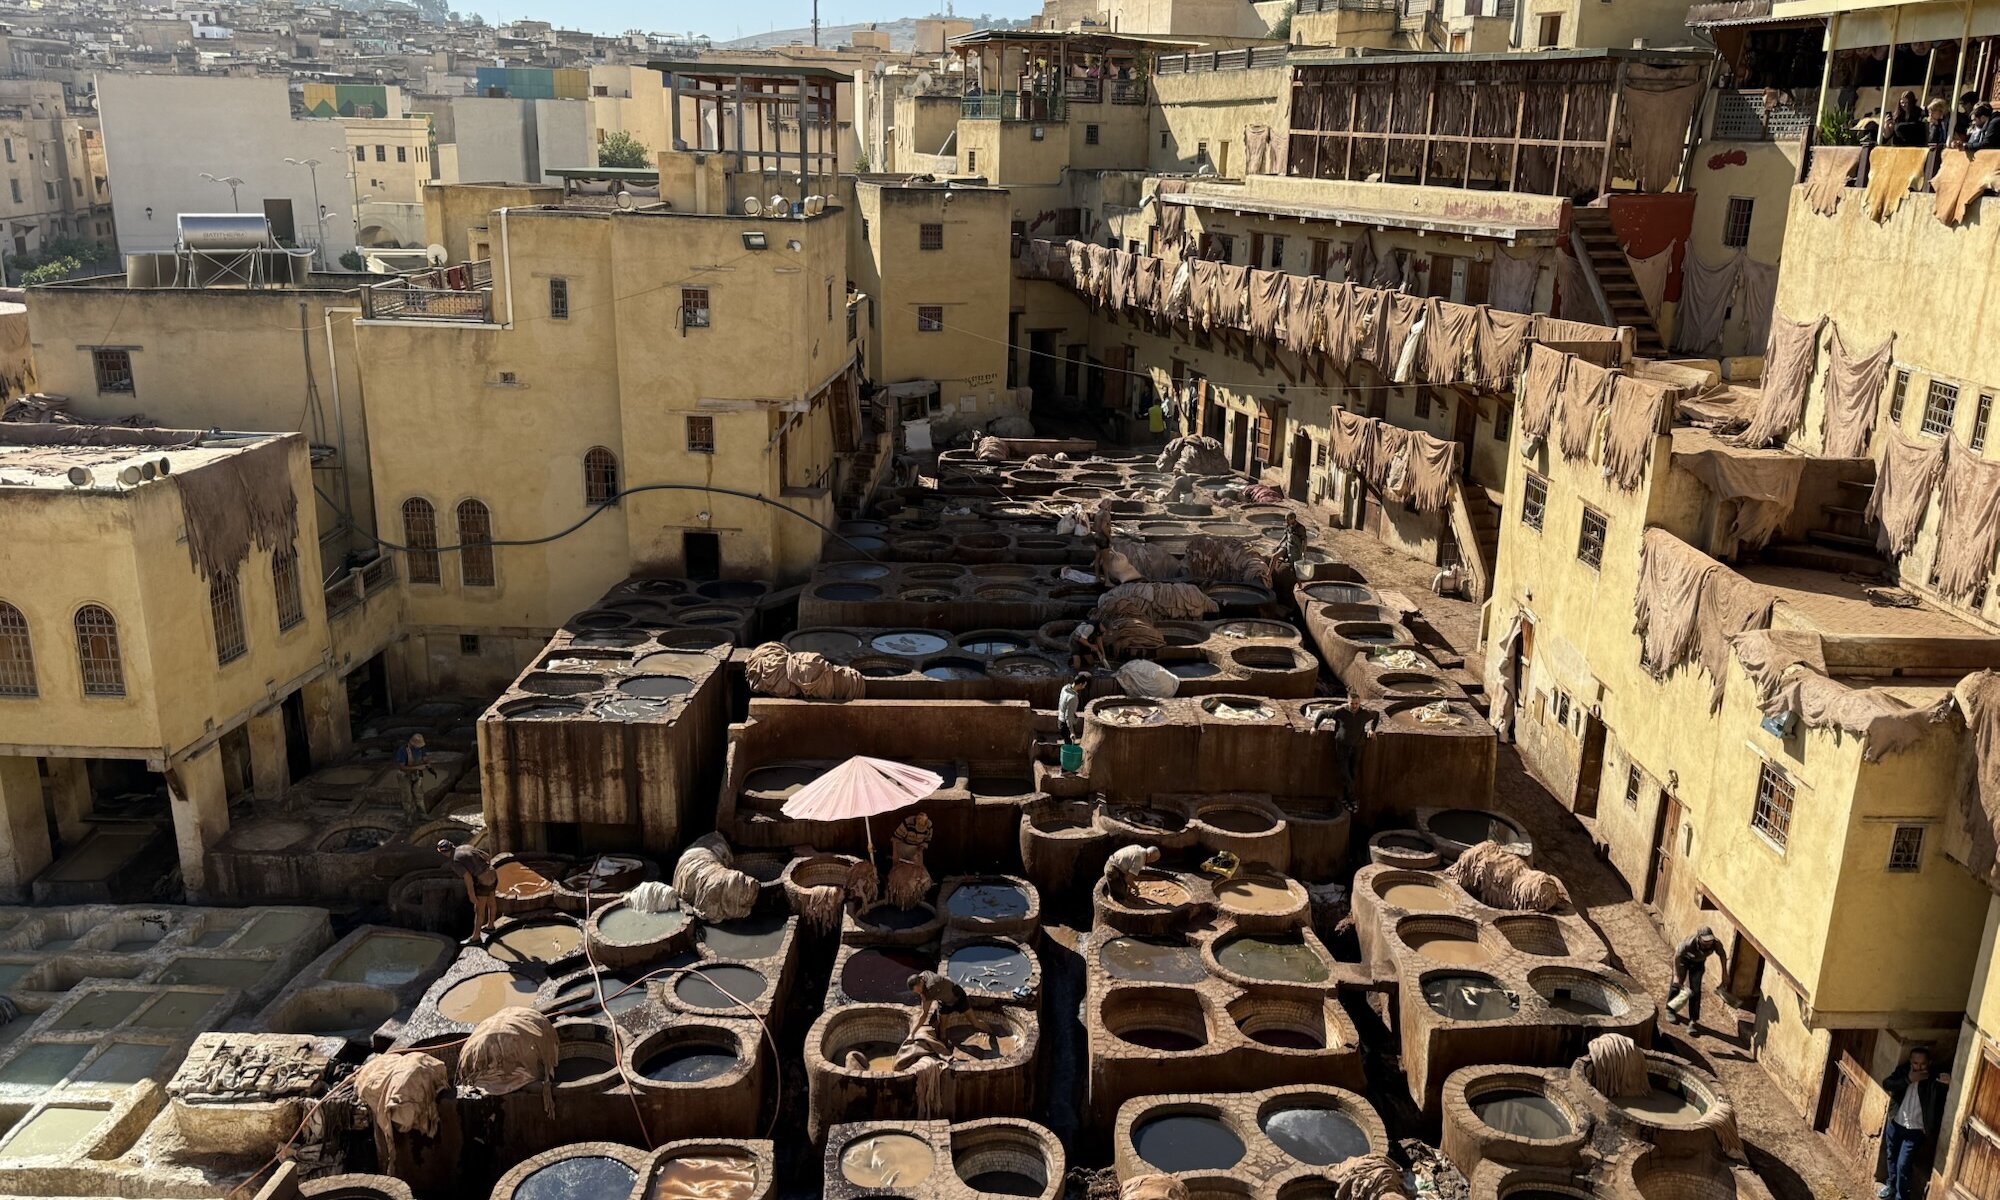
[168, 746, 229, 901]
[44, 758, 92, 848]
[0, 757, 54, 901]
[248, 707, 290, 801]
[302, 671, 353, 766]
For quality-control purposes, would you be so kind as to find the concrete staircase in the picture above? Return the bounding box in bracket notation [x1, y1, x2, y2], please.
[837, 422, 891, 519]
[1763, 474, 1892, 577]
[1569, 208, 1666, 358]
[1463, 484, 1502, 576]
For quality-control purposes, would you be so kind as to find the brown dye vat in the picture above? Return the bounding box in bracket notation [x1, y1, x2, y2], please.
[1403, 931, 1492, 965]
[491, 922, 583, 965]
[1199, 808, 1275, 834]
[1430, 809, 1528, 847]
[1215, 934, 1329, 983]
[438, 972, 538, 1023]
[649, 1155, 758, 1200]
[946, 1025, 1022, 1062]
[1215, 877, 1292, 913]
[841, 948, 932, 1003]
[619, 676, 694, 700]
[1624, 1080, 1706, 1125]
[1379, 882, 1453, 912]
[1100, 937, 1207, 984]
[1126, 873, 1190, 908]
[497, 862, 555, 901]
[743, 765, 821, 797]
[841, 1133, 936, 1187]
[1469, 1089, 1571, 1139]
[635, 651, 717, 676]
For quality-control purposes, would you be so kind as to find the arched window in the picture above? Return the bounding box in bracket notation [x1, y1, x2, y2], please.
[0, 601, 34, 697]
[457, 499, 495, 587]
[584, 446, 619, 506]
[73, 605, 124, 697]
[402, 497, 439, 585]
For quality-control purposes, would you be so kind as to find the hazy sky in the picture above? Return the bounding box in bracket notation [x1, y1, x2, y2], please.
[458, 2, 1042, 40]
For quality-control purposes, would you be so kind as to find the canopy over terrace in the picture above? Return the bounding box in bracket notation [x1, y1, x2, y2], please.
[948, 30, 1201, 120]
[1283, 47, 1715, 197]
[1761, 0, 2000, 135]
[648, 60, 847, 208]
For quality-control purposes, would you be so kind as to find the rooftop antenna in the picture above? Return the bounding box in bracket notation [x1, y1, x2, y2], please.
[812, 0, 820, 46]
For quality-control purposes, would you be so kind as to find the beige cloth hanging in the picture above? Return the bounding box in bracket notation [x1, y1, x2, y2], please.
[1867, 429, 1943, 556]
[1557, 357, 1614, 462]
[1634, 528, 1714, 677]
[1737, 312, 1824, 449]
[1247, 269, 1287, 341]
[1489, 249, 1542, 314]
[1931, 149, 2000, 225]
[1602, 376, 1671, 490]
[1675, 440, 1805, 550]
[1802, 146, 1864, 216]
[1624, 242, 1675, 321]
[1953, 670, 2000, 883]
[1616, 66, 1702, 190]
[1671, 250, 1742, 356]
[1242, 123, 1276, 175]
[1736, 256, 1778, 354]
[1694, 566, 1775, 711]
[1519, 343, 1569, 445]
[1818, 325, 1895, 458]
[1419, 298, 1478, 386]
[1472, 307, 1533, 390]
[1865, 146, 1929, 221]
[1934, 439, 2000, 604]
[1330, 408, 1376, 473]
[1555, 249, 1612, 326]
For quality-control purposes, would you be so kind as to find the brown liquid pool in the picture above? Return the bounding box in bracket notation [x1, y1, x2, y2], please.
[837, 1039, 902, 1072]
[489, 923, 583, 966]
[946, 1025, 1021, 1063]
[1260, 1106, 1370, 1165]
[1623, 1084, 1706, 1125]
[1132, 1114, 1244, 1172]
[1099, 937, 1207, 984]
[674, 965, 767, 1010]
[1, 1106, 104, 1157]
[840, 1132, 935, 1187]
[596, 906, 688, 944]
[1200, 808, 1275, 834]
[698, 914, 788, 959]
[840, 948, 932, 1003]
[438, 972, 538, 1023]
[1380, 882, 1453, 912]
[650, 1154, 759, 1200]
[1420, 973, 1518, 1021]
[496, 862, 555, 901]
[1216, 934, 1330, 983]
[1471, 1089, 1571, 1138]
[1403, 931, 1492, 965]
[1125, 874, 1190, 908]
[1215, 877, 1293, 913]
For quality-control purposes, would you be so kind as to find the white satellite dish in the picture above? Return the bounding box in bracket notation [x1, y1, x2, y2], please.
[769, 194, 788, 215]
[426, 243, 448, 265]
[742, 195, 762, 216]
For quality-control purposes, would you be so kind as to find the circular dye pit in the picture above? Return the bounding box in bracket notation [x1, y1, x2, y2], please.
[596, 697, 669, 721]
[960, 1170, 1043, 1197]
[1214, 619, 1295, 640]
[1260, 1106, 1369, 1166]
[552, 1048, 616, 1086]
[990, 655, 1062, 679]
[516, 1156, 635, 1200]
[1099, 937, 1208, 984]
[618, 675, 694, 700]
[595, 906, 688, 945]
[967, 776, 1035, 798]
[1303, 583, 1371, 605]
[1215, 934, 1330, 983]
[1123, 871, 1190, 909]
[1429, 809, 1529, 848]
[1166, 661, 1221, 679]
[1094, 702, 1164, 727]
[491, 921, 583, 965]
[841, 948, 932, 1003]
[823, 562, 891, 580]
[1132, 1114, 1244, 1173]
[1471, 1089, 1572, 1139]
[437, 972, 538, 1023]
[873, 631, 951, 656]
[786, 631, 863, 657]
[1332, 622, 1400, 645]
[1199, 807, 1276, 834]
[497, 862, 556, 901]
[519, 672, 603, 696]
[498, 700, 585, 720]
[743, 765, 820, 797]
[961, 634, 1029, 655]
[572, 611, 636, 631]
[548, 970, 660, 1018]
[946, 882, 1031, 922]
[1403, 930, 1491, 966]
[640, 1043, 741, 1083]
[944, 943, 1033, 993]
[674, 965, 768, 1010]
[1215, 876, 1295, 914]
[816, 583, 883, 602]
[1420, 973, 1519, 1021]
[1203, 698, 1274, 722]
[651, 1154, 759, 1200]
[1534, 977, 1627, 1018]
[859, 905, 935, 932]
[945, 1023, 1021, 1063]
[841, 1132, 936, 1188]
[698, 913, 789, 959]
[1622, 1077, 1708, 1125]
[922, 659, 987, 681]
[1378, 881, 1454, 912]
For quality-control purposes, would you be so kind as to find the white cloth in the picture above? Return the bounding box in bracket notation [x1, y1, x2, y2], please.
[1106, 845, 1153, 878]
[1057, 684, 1083, 727]
[1896, 1079, 1928, 1132]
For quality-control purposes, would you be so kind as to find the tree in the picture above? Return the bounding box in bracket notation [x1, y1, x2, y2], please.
[1271, 1, 1296, 39]
[339, 249, 367, 271]
[598, 131, 651, 169]
[20, 256, 81, 286]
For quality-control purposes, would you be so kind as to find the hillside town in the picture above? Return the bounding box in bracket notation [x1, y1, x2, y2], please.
[0, 0, 1992, 1198]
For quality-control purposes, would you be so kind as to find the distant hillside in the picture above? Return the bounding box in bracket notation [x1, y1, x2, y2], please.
[717, 13, 1027, 51]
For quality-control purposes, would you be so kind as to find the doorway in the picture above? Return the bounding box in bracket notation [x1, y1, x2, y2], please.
[1230, 412, 1250, 472]
[1818, 1028, 1880, 1164]
[1201, 382, 1223, 440]
[683, 531, 721, 581]
[1452, 394, 1479, 481]
[1647, 792, 1683, 905]
[1289, 429, 1312, 499]
[1028, 331, 1059, 401]
[1574, 710, 1607, 817]
[281, 691, 312, 781]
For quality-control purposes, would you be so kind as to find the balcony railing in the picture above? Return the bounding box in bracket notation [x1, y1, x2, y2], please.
[325, 554, 396, 619]
[1065, 77, 1101, 104]
[1111, 80, 1148, 105]
[961, 90, 1067, 121]
[1154, 47, 1289, 74]
[1296, 0, 1396, 11]
[361, 258, 495, 322]
[1713, 88, 1820, 142]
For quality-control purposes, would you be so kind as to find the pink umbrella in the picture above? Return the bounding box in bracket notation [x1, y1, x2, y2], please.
[781, 756, 944, 862]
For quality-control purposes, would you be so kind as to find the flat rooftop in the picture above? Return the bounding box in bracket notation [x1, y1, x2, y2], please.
[0, 427, 281, 492]
[1743, 563, 1986, 642]
[1158, 188, 1562, 243]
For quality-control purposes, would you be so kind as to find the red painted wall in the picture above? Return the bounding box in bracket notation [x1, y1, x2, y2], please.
[1604, 192, 1697, 302]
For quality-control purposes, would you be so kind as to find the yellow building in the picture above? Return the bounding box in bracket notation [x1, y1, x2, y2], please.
[0, 426, 361, 900]
[354, 160, 861, 694]
[342, 115, 435, 247]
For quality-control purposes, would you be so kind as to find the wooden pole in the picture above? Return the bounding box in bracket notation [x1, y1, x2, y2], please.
[1879, 6, 1901, 130]
[1814, 13, 1839, 128]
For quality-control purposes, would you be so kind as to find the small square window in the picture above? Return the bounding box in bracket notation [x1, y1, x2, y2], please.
[917, 305, 944, 332]
[919, 223, 943, 251]
[1921, 379, 1959, 439]
[92, 348, 132, 393]
[1577, 507, 1607, 569]
[1160, 131, 1169, 149]
[1414, 388, 1432, 419]
[459, 634, 481, 656]
[1890, 369, 1910, 422]
[681, 288, 710, 329]
[1625, 764, 1643, 807]
[548, 277, 568, 320]
[1521, 473, 1548, 531]
[1086, 124, 1100, 145]
[1751, 760, 1795, 848]
[1553, 689, 1571, 727]
[1888, 825, 1925, 872]
[686, 415, 715, 454]
[1722, 197, 1754, 249]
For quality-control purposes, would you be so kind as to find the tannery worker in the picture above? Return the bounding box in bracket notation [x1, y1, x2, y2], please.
[1103, 844, 1162, 898]
[1312, 695, 1378, 800]
[395, 734, 429, 821]
[439, 840, 499, 943]
[1666, 925, 1727, 1033]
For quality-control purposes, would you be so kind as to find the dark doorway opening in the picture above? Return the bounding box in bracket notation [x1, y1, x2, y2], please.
[282, 691, 313, 780]
[684, 531, 721, 581]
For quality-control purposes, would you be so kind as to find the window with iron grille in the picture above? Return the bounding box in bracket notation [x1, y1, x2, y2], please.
[1922, 379, 1960, 439]
[1494, 402, 1513, 441]
[687, 415, 715, 454]
[1270, 236, 1285, 269]
[456, 499, 495, 587]
[1722, 197, 1754, 249]
[401, 498, 439, 585]
[584, 447, 619, 505]
[460, 634, 481, 656]
[0, 601, 33, 697]
[1521, 473, 1547, 530]
[681, 288, 710, 329]
[1160, 131, 1169, 149]
[73, 605, 123, 697]
[1081, 124, 1098, 145]
[1890, 370, 1910, 422]
[272, 547, 304, 632]
[919, 223, 944, 251]
[396, 145, 407, 162]
[210, 570, 246, 665]
[92, 348, 132, 393]
[548, 277, 568, 320]
[966, 150, 977, 172]
[917, 305, 944, 332]
[1751, 760, 1795, 848]
[374, 145, 385, 161]
[1975, 394, 1995, 452]
[1577, 507, 1607, 568]
[1414, 388, 1432, 419]
[1888, 824, 1925, 872]
[1625, 764, 1643, 807]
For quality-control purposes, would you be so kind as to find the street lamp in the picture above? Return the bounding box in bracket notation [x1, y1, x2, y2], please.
[199, 172, 244, 211]
[285, 156, 326, 268]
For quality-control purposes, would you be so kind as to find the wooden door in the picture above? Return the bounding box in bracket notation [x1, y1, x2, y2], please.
[1574, 712, 1607, 818]
[1230, 412, 1250, 472]
[1820, 1028, 1881, 1166]
[1648, 794, 1683, 905]
[1289, 429, 1312, 499]
[1103, 345, 1134, 415]
[1253, 403, 1280, 475]
[1951, 1046, 2000, 1198]
[1452, 394, 1479, 481]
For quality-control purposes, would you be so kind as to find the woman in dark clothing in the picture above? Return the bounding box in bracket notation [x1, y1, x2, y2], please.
[1891, 92, 1929, 146]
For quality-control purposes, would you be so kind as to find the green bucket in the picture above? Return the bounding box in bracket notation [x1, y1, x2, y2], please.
[1059, 742, 1084, 772]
